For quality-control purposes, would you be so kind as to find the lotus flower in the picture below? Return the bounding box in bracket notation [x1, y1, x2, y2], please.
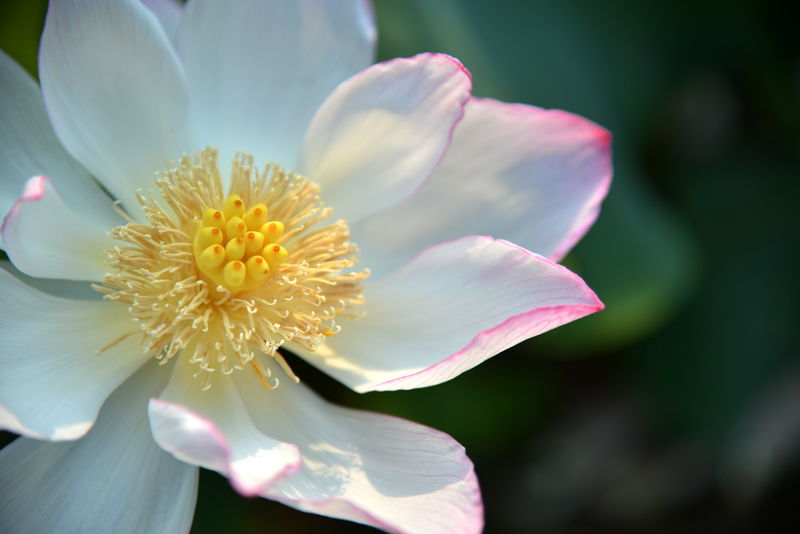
[0, 0, 611, 532]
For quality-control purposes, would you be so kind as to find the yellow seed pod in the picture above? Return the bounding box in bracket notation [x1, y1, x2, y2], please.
[262, 243, 288, 272]
[259, 221, 284, 244]
[244, 203, 268, 230]
[225, 216, 247, 239]
[223, 261, 246, 287]
[196, 227, 223, 249]
[202, 208, 226, 230]
[223, 195, 246, 220]
[200, 245, 226, 269]
[244, 231, 265, 255]
[246, 256, 270, 281]
[225, 237, 246, 261]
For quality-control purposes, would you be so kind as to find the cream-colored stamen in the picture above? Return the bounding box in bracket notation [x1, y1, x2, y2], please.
[95, 148, 368, 390]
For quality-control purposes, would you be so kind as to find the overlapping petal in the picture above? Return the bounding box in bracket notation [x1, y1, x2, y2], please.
[174, 0, 376, 170]
[2, 176, 116, 282]
[354, 97, 613, 278]
[296, 236, 603, 392]
[39, 0, 190, 217]
[151, 354, 301, 496]
[232, 359, 483, 534]
[0, 360, 198, 534]
[298, 53, 472, 224]
[0, 260, 99, 301]
[0, 268, 148, 440]
[0, 50, 119, 247]
[141, 0, 182, 39]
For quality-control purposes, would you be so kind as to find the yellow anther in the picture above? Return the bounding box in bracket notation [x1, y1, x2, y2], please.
[244, 231, 265, 255]
[225, 216, 247, 239]
[201, 245, 226, 269]
[262, 243, 288, 272]
[202, 208, 226, 230]
[223, 261, 246, 287]
[223, 195, 246, 220]
[260, 221, 284, 244]
[225, 237, 246, 261]
[196, 227, 223, 249]
[246, 256, 270, 281]
[244, 204, 268, 230]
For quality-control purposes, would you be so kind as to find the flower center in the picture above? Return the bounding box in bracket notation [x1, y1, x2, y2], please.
[95, 148, 368, 390]
[192, 195, 288, 293]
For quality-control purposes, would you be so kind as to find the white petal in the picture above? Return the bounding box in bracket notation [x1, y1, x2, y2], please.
[297, 236, 603, 392]
[141, 0, 183, 39]
[0, 260, 98, 301]
[0, 268, 147, 440]
[174, 0, 376, 169]
[39, 0, 190, 217]
[0, 360, 198, 534]
[0, 50, 119, 248]
[298, 53, 472, 224]
[2, 176, 116, 282]
[355, 97, 614, 278]
[233, 363, 483, 534]
[151, 353, 301, 496]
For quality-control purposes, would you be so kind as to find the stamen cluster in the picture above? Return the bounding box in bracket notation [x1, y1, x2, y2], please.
[95, 148, 368, 390]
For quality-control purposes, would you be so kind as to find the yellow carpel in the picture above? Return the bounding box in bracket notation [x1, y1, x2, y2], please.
[200, 244, 225, 268]
[246, 256, 269, 280]
[244, 231, 264, 255]
[262, 244, 288, 272]
[244, 204, 268, 230]
[260, 221, 284, 243]
[196, 227, 223, 249]
[226, 217, 247, 239]
[223, 195, 245, 220]
[223, 261, 246, 287]
[202, 208, 226, 230]
[193, 194, 290, 293]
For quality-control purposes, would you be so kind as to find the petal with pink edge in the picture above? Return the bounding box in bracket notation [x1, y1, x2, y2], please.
[174, 0, 375, 171]
[2, 176, 116, 282]
[297, 53, 472, 224]
[0, 268, 148, 440]
[232, 360, 483, 534]
[150, 354, 300, 497]
[0, 360, 198, 534]
[354, 97, 613, 278]
[39, 0, 190, 218]
[0, 50, 119, 247]
[295, 236, 603, 392]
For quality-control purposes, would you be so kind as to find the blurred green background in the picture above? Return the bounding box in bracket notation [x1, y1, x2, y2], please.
[1, 0, 799, 532]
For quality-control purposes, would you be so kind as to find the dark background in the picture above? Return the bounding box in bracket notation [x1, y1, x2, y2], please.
[1, 0, 799, 532]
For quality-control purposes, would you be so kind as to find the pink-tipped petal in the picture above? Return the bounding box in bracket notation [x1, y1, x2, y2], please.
[39, 0, 190, 218]
[174, 0, 375, 170]
[297, 53, 473, 225]
[150, 354, 300, 497]
[0, 50, 119, 247]
[0, 360, 198, 534]
[296, 236, 603, 392]
[2, 176, 116, 282]
[354, 97, 613, 278]
[0, 268, 149, 440]
[232, 362, 484, 534]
